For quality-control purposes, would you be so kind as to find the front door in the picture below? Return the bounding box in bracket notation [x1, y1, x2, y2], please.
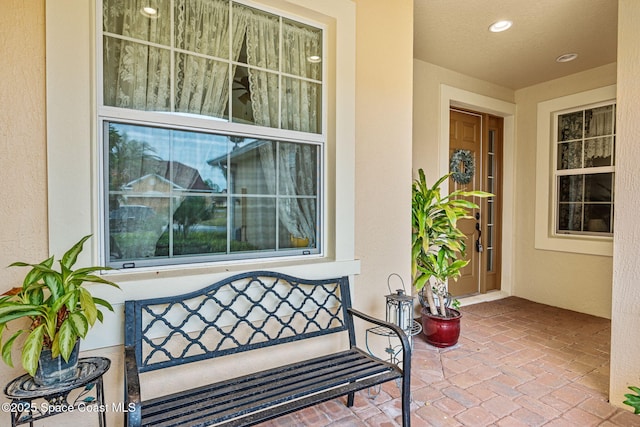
[448, 109, 503, 296]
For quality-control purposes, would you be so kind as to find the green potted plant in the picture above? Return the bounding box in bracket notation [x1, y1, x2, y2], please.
[0, 235, 119, 385]
[411, 169, 491, 347]
[624, 386, 640, 414]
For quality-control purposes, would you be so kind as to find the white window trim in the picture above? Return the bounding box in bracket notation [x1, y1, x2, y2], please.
[97, 1, 328, 268]
[535, 85, 616, 256]
[46, 0, 358, 349]
[552, 101, 615, 237]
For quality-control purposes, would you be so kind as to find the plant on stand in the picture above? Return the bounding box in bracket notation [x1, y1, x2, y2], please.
[0, 235, 120, 385]
[411, 169, 491, 346]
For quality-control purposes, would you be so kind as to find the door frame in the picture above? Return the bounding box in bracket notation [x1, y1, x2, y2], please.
[439, 85, 516, 300]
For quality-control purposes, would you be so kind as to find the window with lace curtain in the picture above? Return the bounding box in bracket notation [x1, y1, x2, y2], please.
[554, 102, 615, 236]
[100, 0, 324, 268]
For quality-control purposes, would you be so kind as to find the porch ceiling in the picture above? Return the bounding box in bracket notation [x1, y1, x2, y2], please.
[414, 0, 618, 90]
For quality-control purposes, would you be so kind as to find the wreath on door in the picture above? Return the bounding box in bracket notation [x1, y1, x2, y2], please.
[449, 149, 475, 184]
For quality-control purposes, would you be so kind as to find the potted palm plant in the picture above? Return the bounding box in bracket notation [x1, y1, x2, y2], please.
[0, 235, 119, 385]
[411, 169, 491, 347]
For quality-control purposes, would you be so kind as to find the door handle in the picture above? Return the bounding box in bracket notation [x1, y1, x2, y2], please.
[475, 221, 483, 252]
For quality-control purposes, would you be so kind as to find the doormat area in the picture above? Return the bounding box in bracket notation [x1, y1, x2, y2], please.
[460, 296, 529, 318]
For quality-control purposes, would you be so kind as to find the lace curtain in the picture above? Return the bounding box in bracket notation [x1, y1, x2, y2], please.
[584, 106, 614, 163]
[175, 0, 248, 117]
[103, 0, 172, 111]
[245, 11, 319, 246]
[104, 0, 248, 118]
[558, 106, 614, 170]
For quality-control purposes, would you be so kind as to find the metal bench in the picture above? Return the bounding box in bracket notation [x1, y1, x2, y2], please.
[123, 271, 411, 426]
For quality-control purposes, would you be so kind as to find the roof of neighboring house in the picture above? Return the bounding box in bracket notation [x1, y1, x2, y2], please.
[206, 139, 270, 166]
[126, 159, 211, 192]
[123, 173, 185, 191]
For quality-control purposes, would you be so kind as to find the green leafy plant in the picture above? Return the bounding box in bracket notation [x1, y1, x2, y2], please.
[624, 386, 640, 414]
[411, 169, 491, 317]
[0, 235, 120, 377]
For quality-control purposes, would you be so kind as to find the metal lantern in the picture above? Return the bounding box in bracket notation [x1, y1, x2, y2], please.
[385, 274, 415, 334]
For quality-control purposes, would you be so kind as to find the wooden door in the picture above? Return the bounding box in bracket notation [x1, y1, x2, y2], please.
[448, 109, 503, 297]
[449, 110, 482, 296]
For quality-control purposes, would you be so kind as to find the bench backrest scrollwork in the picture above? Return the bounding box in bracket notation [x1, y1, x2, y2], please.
[124, 271, 353, 373]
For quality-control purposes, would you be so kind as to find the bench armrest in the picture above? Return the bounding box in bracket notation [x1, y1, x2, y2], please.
[124, 345, 142, 427]
[346, 308, 412, 370]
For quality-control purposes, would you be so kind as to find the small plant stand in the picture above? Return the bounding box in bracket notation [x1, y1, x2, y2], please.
[365, 320, 421, 397]
[366, 320, 422, 364]
[4, 357, 110, 427]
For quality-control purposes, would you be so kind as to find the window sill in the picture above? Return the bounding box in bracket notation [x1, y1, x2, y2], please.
[534, 232, 613, 257]
[97, 256, 360, 304]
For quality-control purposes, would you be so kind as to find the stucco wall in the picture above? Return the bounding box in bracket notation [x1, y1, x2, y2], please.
[514, 63, 616, 319]
[413, 60, 514, 186]
[0, 0, 50, 408]
[0, 1, 48, 287]
[353, 0, 414, 318]
[610, 0, 640, 410]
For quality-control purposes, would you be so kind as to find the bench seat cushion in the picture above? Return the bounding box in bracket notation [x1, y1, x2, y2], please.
[139, 348, 401, 427]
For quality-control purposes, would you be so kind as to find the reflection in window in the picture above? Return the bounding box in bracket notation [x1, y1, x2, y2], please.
[106, 122, 319, 268]
[555, 103, 615, 235]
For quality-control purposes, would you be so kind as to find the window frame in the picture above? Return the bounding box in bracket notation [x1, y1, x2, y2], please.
[97, 0, 328, 269]
[552, 101, 616, 237]
[534, 85, 616, 256]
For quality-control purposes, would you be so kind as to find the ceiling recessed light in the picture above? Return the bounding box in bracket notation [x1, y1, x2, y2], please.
[141, 6, 159, 18]
[489, 20, 512, 33]
[556, 53, 578, 63]
[307, 55, 322, 63]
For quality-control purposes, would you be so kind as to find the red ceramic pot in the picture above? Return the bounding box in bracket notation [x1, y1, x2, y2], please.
[420, 307, 462, 348]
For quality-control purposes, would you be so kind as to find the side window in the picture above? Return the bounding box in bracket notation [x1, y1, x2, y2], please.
[554, 103, 615, 236]
[101, 0, 324, 268]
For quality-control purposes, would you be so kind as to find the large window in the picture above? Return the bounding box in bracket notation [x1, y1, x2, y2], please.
[554, 103, 615, 236]
[100, 0, 324, 268]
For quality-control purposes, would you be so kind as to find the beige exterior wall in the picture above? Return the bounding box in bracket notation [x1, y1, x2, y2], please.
[413, 60, 514, 185]
[0, 0, 50, 407]
[353, 0, 414, 318]
[514, 63, 616, 319]
[0, 1, 48, 288]
[610, 0, 640, 410]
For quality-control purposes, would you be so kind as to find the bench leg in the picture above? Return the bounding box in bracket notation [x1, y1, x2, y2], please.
[401, 378, 410, 427]
[347, 391, 355, 407]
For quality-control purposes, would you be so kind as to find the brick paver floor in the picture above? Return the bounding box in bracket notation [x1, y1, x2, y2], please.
[256, 297, 640, 426]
